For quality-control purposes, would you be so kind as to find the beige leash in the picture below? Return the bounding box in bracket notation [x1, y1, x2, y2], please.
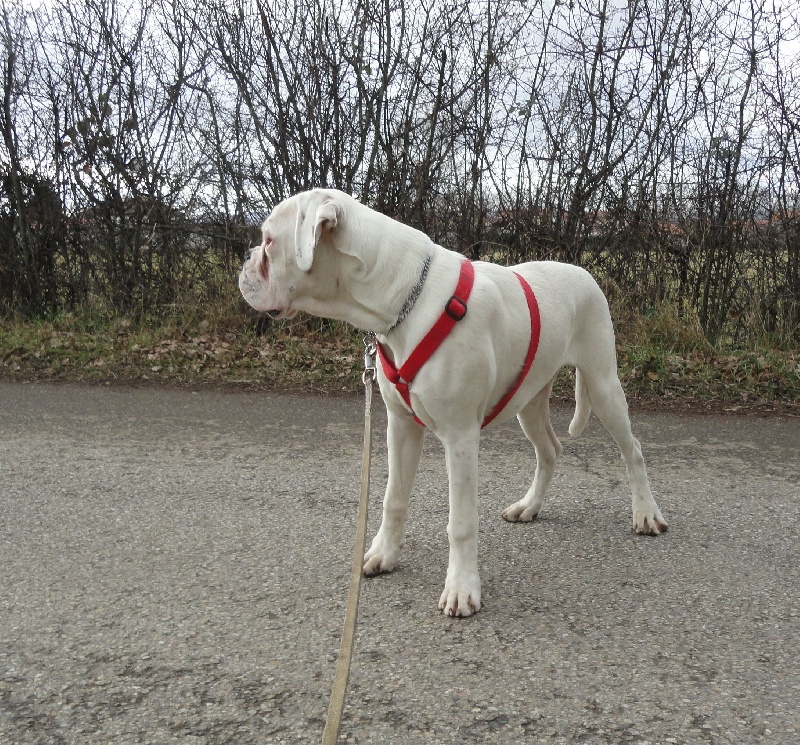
[321, 335, 377, 745]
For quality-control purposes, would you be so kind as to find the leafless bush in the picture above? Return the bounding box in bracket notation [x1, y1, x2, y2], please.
[1, 0, 797, 344]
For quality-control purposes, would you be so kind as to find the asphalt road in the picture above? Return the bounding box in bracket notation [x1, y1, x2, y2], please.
[0, 381, 798, 744]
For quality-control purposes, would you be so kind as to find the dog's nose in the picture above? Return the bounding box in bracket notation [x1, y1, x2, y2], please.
[243, 246, 256, 263]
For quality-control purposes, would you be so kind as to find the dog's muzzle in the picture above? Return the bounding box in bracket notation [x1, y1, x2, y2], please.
[239, 247, 284, 319]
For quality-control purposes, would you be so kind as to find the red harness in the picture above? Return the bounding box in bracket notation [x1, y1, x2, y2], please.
[376, 259, 541, 429]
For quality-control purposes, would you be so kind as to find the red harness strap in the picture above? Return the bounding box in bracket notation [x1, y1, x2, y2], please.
[377, 260, 541, 429]
[481, 272, 540, 428]
[377, 259, 475, 426]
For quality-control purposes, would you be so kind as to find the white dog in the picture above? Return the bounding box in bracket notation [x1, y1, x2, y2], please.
[239, 188, 667, 617]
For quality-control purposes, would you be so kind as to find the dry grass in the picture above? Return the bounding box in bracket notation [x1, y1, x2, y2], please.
[1, 297, 798, 414]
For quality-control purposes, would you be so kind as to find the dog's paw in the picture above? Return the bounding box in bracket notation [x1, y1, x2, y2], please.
[633, 509, 668, 535]
[501, 501, 540, 522]
[363, 552, 396, 576]
[438, 574, 481, 618]
[362, 534, 401, 576]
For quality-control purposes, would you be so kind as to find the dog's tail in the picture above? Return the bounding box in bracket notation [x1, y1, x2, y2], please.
[568, 368, 591, 437]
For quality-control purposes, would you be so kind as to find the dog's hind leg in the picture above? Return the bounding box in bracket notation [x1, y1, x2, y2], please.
[501, 381, 563, 523]
[363, 410, 425, 576]
[568, 368, 591, 437]
[578, 367, 668, 535]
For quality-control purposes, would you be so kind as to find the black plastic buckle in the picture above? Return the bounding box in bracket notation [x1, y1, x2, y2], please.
[445, 295, 468, 321]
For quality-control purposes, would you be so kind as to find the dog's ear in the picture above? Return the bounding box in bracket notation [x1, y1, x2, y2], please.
[294, 192, 340, 272]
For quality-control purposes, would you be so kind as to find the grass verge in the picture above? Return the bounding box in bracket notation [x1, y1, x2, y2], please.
[1, 307, 798, 415]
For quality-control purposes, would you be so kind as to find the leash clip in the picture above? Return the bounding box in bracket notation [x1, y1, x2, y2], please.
[362, 333, 377, 385]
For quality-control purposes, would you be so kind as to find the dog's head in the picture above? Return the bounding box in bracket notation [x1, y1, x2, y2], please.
[239, 189, 352, 319]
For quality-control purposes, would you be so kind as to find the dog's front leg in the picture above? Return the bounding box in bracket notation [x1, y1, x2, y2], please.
[363, 410, 425, 576]
[439, 427, 482, 618]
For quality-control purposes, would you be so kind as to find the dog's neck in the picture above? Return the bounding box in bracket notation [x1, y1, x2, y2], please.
[291, 203, 457, 335]
[292, 247, 428, 333]
[387, 253, 432, 332]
